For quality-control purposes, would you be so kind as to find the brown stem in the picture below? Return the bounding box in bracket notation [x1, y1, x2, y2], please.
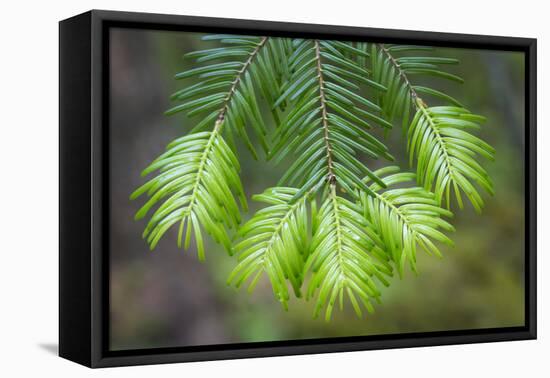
[378, 43, 422, 107]
[181, 37, 268, 230]
[216, 37, 268, 127]
[314, 40, 336, 184]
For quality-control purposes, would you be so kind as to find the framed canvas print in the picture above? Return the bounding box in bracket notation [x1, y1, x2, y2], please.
[59, 10, 537, 368]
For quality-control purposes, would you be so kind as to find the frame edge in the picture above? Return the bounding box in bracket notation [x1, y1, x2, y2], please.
[59, 11, 94, 368]
[77, 9, 537, 368]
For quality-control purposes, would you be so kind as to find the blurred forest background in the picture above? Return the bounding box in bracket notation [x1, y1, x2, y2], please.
[109, 28, 525, 351]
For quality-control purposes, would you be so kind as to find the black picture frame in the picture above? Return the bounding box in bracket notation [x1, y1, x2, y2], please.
[59, 9, 537, 368]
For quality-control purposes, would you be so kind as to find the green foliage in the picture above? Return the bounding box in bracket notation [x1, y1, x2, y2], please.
[131, 129, 245, 258]
[306, 185, 393, 321]
[168, 35, 291, 157]
[228, 187, 311, 309]
[369, 44, 494, 210]
[371, 43, 463, 127]
[359, 166, 454, 275]
[132, 36, 496, 320]
[408, 102, 495, 212]
[270, 39, 392, 197]
[132, 35, 291, 257]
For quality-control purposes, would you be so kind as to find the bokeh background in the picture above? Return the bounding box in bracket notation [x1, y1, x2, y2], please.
[109, 27, 525, 351]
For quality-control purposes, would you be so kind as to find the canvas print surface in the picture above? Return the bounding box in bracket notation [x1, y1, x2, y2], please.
[108, 27, 526, 351]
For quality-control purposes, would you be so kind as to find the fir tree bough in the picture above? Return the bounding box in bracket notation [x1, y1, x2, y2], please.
[132, 34, 495, 321]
